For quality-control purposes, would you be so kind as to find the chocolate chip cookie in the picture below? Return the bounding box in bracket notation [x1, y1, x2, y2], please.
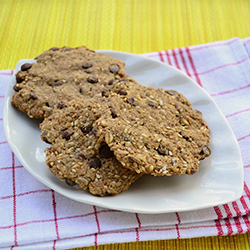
[40, 98, 142, 196]
[11, 46, 126, 118]
[92, 88, 211, 176]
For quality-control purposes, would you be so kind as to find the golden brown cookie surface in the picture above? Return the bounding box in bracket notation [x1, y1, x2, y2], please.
[92, 89, 211, 176]
[40, 98, 142, 196]
[11, 46, 126, 118]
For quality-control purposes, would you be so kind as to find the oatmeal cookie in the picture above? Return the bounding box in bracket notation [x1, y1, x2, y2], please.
[92, 89, 211, 176]
[40, 98, 142, 196]
[11, 46, 126, 118]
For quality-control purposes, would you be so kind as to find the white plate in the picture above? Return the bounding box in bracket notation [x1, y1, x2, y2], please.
[3, 51, 243, 214]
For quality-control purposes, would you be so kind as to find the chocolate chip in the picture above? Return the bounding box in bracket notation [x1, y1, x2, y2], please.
[21, 63, 32, 71]
[109, 64, 120, 74]
[13, 85, 21, 92]
[47, 81, 54, 86]
[147, 101, 158, 108]
[48, 101, 55, 107]
[65, 178, 76, 186]
[81, 125, 93, 134]
[190, 169, 196, 175]
[102, 90, 109, 97]
[180, 131, 189, 141]
[41, 132, 51, 144]
[87, 76, 98, 83]
[88, 157, 101, 168]
[29, 91, 37, 100]
[61, 129, 74, 140]
[110, 108, 117, 118]
[16, 74, 23, 83]
[118, 78, 127, 82]
[200, 146, 211, 159]
[49, 47, 59, 51]
[82, 62, 93, 69]
[157, 146, 165, 155]
[91, 128, 97, 135]
[108, 79, 115, 85]
[77, 153, 86, 160]
[126, 97, 135, 105]
[53, 81, 62, 86]
[119, 89, 127, 95]
[201, 146, 211, 155]
[57, 101, 66, 109]
[79, 87, 83, 93]
[99, 143, 114, 159]
[166, 90, 177, 96]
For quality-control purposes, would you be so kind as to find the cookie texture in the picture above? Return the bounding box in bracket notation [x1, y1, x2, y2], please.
[42, 88, 210, 178]
[11, 46, 126, 118]
[91, 89, 211, 176]
[15, 45, 212, 195]
[40, 98, 142, 196]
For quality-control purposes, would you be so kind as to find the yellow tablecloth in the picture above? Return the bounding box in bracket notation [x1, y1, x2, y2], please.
[1, 0, 249, 249]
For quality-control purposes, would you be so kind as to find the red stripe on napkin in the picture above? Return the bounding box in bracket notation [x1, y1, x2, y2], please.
[185, 47, 203, 87]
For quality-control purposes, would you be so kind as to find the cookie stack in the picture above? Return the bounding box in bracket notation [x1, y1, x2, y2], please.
[11, 47, 211, 196]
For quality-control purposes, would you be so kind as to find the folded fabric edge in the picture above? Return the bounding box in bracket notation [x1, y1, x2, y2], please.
[142, 37, 246, 57]
[3, 214, 250, 250]
[242, 37, 250, 57]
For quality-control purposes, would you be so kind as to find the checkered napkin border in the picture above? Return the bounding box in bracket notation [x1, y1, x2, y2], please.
[0, 37, 250, 249]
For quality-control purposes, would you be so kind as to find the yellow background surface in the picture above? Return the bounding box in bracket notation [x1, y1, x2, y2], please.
[1, 0, 250, 249]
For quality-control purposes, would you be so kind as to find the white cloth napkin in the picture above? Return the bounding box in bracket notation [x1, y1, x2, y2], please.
[1, 37, 250, 249]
